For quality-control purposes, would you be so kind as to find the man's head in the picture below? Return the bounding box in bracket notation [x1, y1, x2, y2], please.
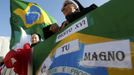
[31, 33, 41, 44]
[61, 0, 79, 16]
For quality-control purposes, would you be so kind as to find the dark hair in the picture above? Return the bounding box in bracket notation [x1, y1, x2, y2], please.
[31, 33, 41, 41]
[36, 33, 41, 41]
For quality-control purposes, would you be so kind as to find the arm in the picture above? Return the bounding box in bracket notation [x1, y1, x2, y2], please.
[43, 23, 59, 39]
[60, 21, 69, 30]
[4, 50, 16, 68]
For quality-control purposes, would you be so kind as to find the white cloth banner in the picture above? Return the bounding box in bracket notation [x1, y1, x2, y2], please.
[56, 17, 88, 42]
[81, 40, 132, 69]
[49, 66, 90, 75]
[55, 39, 79, 58]
[38, 56, 52, 75]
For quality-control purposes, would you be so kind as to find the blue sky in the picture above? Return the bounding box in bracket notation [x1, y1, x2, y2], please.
[0, 0, 109, 37]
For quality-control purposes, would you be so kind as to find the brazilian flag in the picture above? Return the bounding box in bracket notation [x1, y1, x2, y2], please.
[10, 0, 57, 49]
[33, 0, 134, 75]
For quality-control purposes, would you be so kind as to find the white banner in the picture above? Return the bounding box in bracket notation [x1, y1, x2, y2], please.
[49, 66, 90, 75]
[81, 40, 132, 69]
[56, 17, 88, 42]
[38, 56, 53, 75]
[55, 39, 79, 58]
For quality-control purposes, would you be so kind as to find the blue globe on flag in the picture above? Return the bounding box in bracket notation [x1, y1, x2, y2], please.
[25, 5, 41, 24]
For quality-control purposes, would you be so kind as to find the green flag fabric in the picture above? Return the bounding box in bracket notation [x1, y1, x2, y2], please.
[10, 0, 57, 49]
[33, 0, 134, 75]
[1, 0, 57, 75]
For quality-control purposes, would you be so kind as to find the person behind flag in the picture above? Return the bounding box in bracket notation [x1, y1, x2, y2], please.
[9, 0, 59, 49]
[60, 0, 98, 30]
[31, 33, 41, 47]
[3, 33, 40, 75]
[3, 32, 44, 75]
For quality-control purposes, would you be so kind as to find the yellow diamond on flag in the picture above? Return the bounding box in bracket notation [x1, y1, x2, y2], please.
[14, 3, 52, 28]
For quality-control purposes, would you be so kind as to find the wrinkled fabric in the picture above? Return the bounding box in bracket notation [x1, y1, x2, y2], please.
[4, 43, 32, 75]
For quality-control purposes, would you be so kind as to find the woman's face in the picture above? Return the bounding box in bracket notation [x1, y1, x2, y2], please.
[31, 34, 40, 44]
